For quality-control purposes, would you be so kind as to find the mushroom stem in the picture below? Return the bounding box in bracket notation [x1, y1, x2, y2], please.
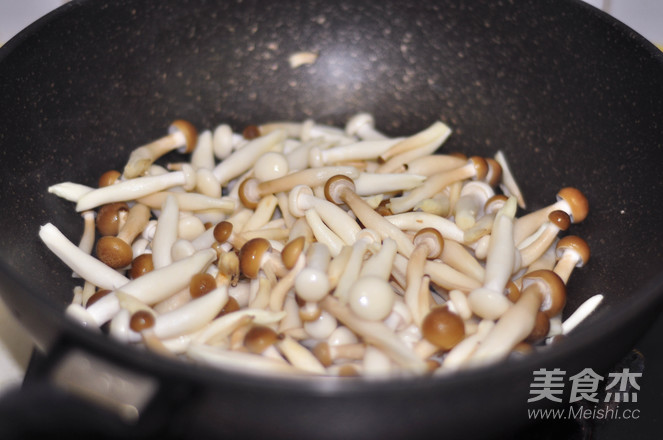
[151, 195, 179, 269]
[333, 230, 379, 303]
[377, 121, 452, 172]
[384, 211, 465, 243]
[137, 191, 235, 212]
[353, 172, 426, 196]
[517, 210, 570, 269]
[494, 150, 526, 209]
[309, 138, 401, 166]
[345, 113, 389, 141]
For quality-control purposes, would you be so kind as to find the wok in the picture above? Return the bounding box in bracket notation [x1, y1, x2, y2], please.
[1, 0, 662, 438]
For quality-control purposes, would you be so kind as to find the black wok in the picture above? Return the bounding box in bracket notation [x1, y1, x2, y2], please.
[1, 0, 662, 438]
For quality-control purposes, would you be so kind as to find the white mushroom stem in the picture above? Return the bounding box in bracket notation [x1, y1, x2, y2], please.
[123, 122, 195, 178]
[494, 150, 526, 209]
[77, 211, 97, 255]
[212, 124, 238, 160]
[308, 138, 402, 166]
[195, 168, 222, 198]
[440, 319, 495, 372]
[560, 294, 603, 335]
[384, 212, 465, 243]
[151, 195, 179, 269]
[212, 129, 286, 185]
[193, 309, 286, 345]
[517, 212, 569, 269]
[276, 336, 327, 374]
[153, 287, 229, 339]
[304, 209, 345, 256]
[333, 230, 379, 303]
[440, 239, 485, 282]
[137, 191, 235, 212]
[467, 197, 518, 320]
[269, 255, 306, 312]
[288, 185, 361, 246]
[377, 121, 452, 172]
[454, 181, 494, 230]
[191, 129, 215, 170]
[76, 168, 196, 211]
[321, 296, 428, 372]
[423, 259, 483, 291]
[353, 173, 426, 196]
[387, 160, 480, 214]
[242, 194, 279, 232]
[403, 155, 468, 176]
[39, 223, 129, 290]
[48, 182, 94, 202]
[187, 344, 305, 376]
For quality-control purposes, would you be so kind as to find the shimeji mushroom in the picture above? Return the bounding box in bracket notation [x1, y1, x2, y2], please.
[513, 187, 588, 246]
[467, 196, 518, 320]
[553, 235, 590, 284]
[238, 238, 287, 284]
[136, 191, 236, 213]
[122, 120, 198, 179]
[324, 175, 415, 257]
[212, 129, 286, 185]
[150, 195, 179, 269]
[386, 156, 488, 214]
[333, 229, 381, 303]
[517, 210, 571, 269]
[312, 341, 367, 367]
[238, 165, 360, 209]
[76, 166, 197, 211]
[303, 208, 346, 256]
[96, 203, 151, 269]
[384, 211, 465, 244]
[401, 154, 468, 177]
[420, 305, 466, 352]
[469, 269, 566, 364]
[376, 121, 452, 173]
[405, 228, 445, 327]
[344, 113, 388, 141]
[95, 202, 129, 237]
[308, 138, 402, 167]
[352, 172, 426, 197]
[494, 150, 526, 209]
[453, 181, 495, 230]
[294, 242, 332, 321]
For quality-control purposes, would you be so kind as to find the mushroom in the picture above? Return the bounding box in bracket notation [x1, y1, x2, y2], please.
[324, 175, 415, 257]
[453, 181, 495, 230]
[387, 156, 488, 214]
[494, 150, 526, 209]
[308, 138, 402, 167]
[190, 129, 215, 171]
[513, 187, 588, 245]
[150, 195, 179, 269]
[237, 166, 360, 209]
[312, 341, 366, 367]
[333, 229, 381, 303]
[275, 336, 327, 374]
[212, 128, 286, 185]
[467, 196, 518, 320]
[344, 113, 388, 141]
[303, 208, 346, 256]
[404, 228, 445, 326]
[553, 235, 590, 284]
[353, 172, 426, 197]
[293, 242, 332, 322]
[384, 211, 465, 243]
[76, 210, 97, 256]
[76, 167, 197, 211]
[402, 154, 469, 177]
[96, 203, 151, 269]
[122, 120, 198, 179]
[95, 202, 129, 237]
[376, 121, 452, 173]
[470, 269, 566, 364]
[517, 210, 571, 269]
[137, 191, 235, 212]
[48, 181, 94, 203]
[238, 238, 287, 284]
[420, 305, 465, 351]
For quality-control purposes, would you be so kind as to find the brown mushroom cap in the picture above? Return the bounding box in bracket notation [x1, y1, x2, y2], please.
[130, 310, 156, 332]
[469, 156, 488, 181]
[216, 296, 240, 318]
[555, 235, 590, 267]
[129, 253, 154, 279]
[170, 119, 198, 153]
[413, 227, 445, 259]
[522, 269, 567, 317]
[86, 289, 112, 308]
[244, 325, 279, 354]
[526, 311, 551, 343]
[505, 280, 521, 303]
[98, 170, 121, 188]
[557, 187, 589, 223]
[324, 174, 355, 205]
[190, 273, 217, 298]
[213, 221, 234, 244]
[312, 341, 333, 367]
[484, 157, 502, 187]
[281, 236, 306, 270]
[484, 194, 508, 214]
[421, 306, 465, 350]
[239, 238, 272, 279]
[548, 210, 571, 231]
[96, 202, 129, 236]
[96, 235, 133, 269]
[242, 124, 261, 140]
[237, 178, 260, 209]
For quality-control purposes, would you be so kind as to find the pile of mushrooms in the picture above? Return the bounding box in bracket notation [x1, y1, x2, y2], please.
[41, 114, 600, 378]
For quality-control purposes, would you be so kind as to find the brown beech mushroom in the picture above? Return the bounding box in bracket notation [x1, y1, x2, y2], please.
[421, 306, 465, 351]
[517, 210, 571, 269]
[96, 203, 151, 269]
[123, 120, 198, 179]
[470, 269, 566, 364]
[96, 202, 129, 236]
[238, 237, 287, 284]
[405, 228, 444, 326]
[553, 235, 590, 283]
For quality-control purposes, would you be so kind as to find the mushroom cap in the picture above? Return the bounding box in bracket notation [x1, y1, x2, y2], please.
[170, 119, 198, 153]
[505, 280, 521, 303]
[239, 238, 273, 279]
[282, 236, 306, 270]
[413, 227, 444, 259]
[556, 187, 589, 223]
[96, 235, 133, 269]
[129, 253, 154, 279]
[190, 272, 217, 298]
[484, 157, 502, 187]
[348, 275, 394, 321]
[421, 306, 465, 350]
[216, 296, 240, 317]
[254, 151, 289, 182]
[324, 174, 355, 205]
[312, 341, 333, 367]
[244, 325, 279, 354]
[555, 235, 590, 267]
[484, 194, 508, 214]
[130, 310, 156, 332]
[522, 269, 567, 317]
[345, 112, 374, 137]
[469, 156, 488, 181]
[288, 184, 315, 218]
[86, 289, 112, 308]
[526, 311, 551, 343]
[96, 202, 129, 236]
[98, 170, 121, 187]
[213, 221, 234, 244]
[237, 178, 260, 209]
[295, 267, 330, 302]
[548, 210, 571, 231]
[242, 124, 261, 140]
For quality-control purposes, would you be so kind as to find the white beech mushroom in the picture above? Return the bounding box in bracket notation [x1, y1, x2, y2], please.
[123, 120, 198, 179]
[376, 121, 452, 173]
[454, 181, 495, 230]
[344, 113, 388, 141]
[150, 195, 179, 269]
[404, 228, 445, 326]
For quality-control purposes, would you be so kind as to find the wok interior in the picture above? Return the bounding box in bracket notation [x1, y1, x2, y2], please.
[1, 0, 663, 370]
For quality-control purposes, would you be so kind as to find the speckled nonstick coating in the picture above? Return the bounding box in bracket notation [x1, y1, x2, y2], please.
[0, 0, 662, 438]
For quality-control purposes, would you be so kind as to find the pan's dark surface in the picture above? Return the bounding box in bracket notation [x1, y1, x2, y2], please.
[1, 0, 662, 438]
